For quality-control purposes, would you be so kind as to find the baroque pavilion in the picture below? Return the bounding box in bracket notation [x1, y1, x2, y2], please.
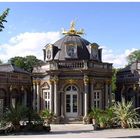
[32, 22, 113, 123]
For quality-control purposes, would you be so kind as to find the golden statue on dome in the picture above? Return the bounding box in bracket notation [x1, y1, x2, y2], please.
[62, 21, 84, 35]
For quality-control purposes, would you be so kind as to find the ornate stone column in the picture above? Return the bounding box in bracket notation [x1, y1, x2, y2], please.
[36, 80, 40, 113]
[49, 79, 54, 113]
[60, 91, 64, 118]
[83, 75, 89, 124]
[108, 80, 112, 107]
[53, 76, 59, 116]
[33, 81, 36, 110]
[105, 80, 109, 108]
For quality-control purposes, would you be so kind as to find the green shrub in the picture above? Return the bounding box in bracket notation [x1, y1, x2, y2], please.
[112, 98, 139, 128]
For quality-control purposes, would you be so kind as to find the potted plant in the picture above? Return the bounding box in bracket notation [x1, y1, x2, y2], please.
[112, 98, 139, 128]
[105, 107, 116, 128]
[88, 108, 101, 130]
[40, 109, 55, 125]
[98, 115, 107, 129]
[5, 103, 28, 132]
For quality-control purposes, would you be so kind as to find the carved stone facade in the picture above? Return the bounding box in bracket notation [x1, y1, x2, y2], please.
[0, 64, 31, 115]
[32, 23, 112, 123]
[116, 61, 140, 108]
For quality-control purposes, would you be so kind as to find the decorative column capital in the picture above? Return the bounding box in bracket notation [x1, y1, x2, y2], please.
[133, 84, 137, 91]
[10, 85, 13, 91]
[84, 75, 89, 85]
[67, 79, 77, 84]
[21, 86, 24, 91]
[49, 79, 54, 84]
[53, 76, 59, 84]
[34, 79, 41, 85]
[105, 79, 111, 85]
[33, 80, 36, 85]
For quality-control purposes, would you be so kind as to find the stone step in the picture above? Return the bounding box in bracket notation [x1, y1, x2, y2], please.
[63, 117, 83, 124]
[67, 121, 83, 124]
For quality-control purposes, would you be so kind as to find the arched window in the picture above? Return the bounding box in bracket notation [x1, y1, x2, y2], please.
[66, 85, 78, 92]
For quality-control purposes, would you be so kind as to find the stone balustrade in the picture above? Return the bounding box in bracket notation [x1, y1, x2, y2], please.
[47, 60, 112, 70]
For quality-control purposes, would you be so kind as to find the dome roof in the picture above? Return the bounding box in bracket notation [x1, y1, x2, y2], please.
[53, 34, 91, 60]
[44, 21, 101, 62]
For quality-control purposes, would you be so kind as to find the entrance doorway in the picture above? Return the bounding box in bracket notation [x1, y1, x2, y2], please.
[65, 85, 78, 117]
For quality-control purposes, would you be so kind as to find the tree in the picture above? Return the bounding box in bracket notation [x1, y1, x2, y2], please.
[0, 8, 10, 32]
[112, 68, 117, 93]
[24, 55, 43, 73]
[8, 55, 43, 72]
[9, 56, 26, 69]
[0, 60, 2, 64]
[127, 50, 140, 64]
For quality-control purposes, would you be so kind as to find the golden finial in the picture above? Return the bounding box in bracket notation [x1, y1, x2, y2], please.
[62, 21, 84, 35]
[70, 21, 75, 31]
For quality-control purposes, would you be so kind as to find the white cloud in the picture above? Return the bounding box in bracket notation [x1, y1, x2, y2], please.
[0, 32, 61, 62]
[0, 32, 138, 68]
[102, 46, 137, 68]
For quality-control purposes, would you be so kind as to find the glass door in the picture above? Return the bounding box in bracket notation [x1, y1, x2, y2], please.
[66, 93, 78, 117]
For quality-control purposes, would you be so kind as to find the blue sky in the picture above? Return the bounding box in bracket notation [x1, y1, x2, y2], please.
[0, 2, 140, 68]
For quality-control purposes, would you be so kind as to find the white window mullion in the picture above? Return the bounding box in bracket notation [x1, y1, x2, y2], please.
[43, 90, 50, 111]
[93, 90, 101, 108]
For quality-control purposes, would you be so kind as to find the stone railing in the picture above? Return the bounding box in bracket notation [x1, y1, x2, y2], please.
[58, 61, 84, 69]
[47, 60, 112, 70]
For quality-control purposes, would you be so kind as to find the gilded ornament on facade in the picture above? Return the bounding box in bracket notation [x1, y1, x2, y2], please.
[53, 76, 59, 83]
[84, 75, 89, 84]
[33, 80, 36, 84]
[105, 79, 112, 85]
[67, 79, 77, 84]
[49, 79, 54, 84]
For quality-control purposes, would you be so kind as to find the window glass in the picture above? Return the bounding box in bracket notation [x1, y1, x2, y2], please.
[73, 95, 77, 112]
[43, 90, 50, 110]
[66, 86, 71, 91]
[93, 91, 101, 108]
[72, 86, 77, 91]
[66, 95, 70, 112]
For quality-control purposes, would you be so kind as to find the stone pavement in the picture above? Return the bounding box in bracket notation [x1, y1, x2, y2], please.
[1, 124, 140, 138]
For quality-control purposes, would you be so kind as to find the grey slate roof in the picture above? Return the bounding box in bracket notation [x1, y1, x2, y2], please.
[53, 34, 91, 60]
[0, 64, 30, 74]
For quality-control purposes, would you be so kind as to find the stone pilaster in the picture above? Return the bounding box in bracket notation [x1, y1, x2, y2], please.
[53, 76, 59, 116]
[33, 81, 36, 110]
[105, 80, 109, 108]
[84, 75, 89, 116]
[36, 80, 40, 113]
[108, 80, 112, 107]
[49, 79, 54, 113]
[60, 92, 64, 118]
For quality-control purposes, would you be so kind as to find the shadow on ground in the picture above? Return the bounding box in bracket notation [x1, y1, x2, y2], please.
[114, 135, 140, 138]
[1, 129, 94, 136]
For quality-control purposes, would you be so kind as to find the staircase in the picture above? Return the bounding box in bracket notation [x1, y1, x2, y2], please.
[62, 117, 83, 124]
